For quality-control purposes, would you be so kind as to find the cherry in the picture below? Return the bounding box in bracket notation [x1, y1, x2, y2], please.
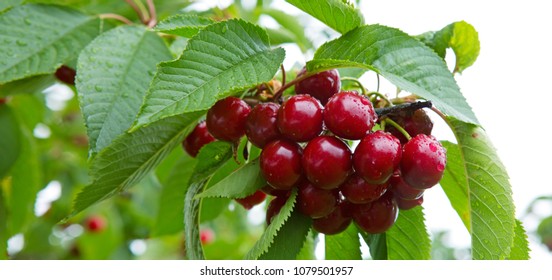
[312, 200, 352, 235]
[277, 94, 323, 142]
[389, 173, 424, 200]
[395, 195, 424, 210]
[353, 131, 402, 184]
[260, 184, 290, 197]
[55, 65, 76, 85]
[297, 181, 338, 218]
[85, 215, 106, 233]
[340, 174, 389, 204]
[182, 121, 215, 157]
[401, 134, 446, 189]
[235, 190, 267, 210]
[352, 192, 398, 234]
[385, 109, 433, 144]
[324, 91, 377, 140]
[245, 102, 281, 148]
[302, 136, 352, 189]
[266, 195, 288, 225]
[0, 98, 7, 105]
[260, 139, 303, 190]
[200, 228, 215, 245]
[295, 68, 341, 105]
[206, 96, 251, 142]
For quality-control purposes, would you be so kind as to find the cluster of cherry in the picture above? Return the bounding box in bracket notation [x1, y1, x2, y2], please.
[182, 69, 446, 235]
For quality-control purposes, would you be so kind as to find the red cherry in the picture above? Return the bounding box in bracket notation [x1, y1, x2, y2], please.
[266, 195, 289, 225]
[206, 97, 251, 142]
[389, 173, 424, 200]
[260, 139, 303, 190]
[340, 174, 389, 204]
[85, 215, 106, 233]
[396, 195, 424, 210]
[353, 131, 402, 184]
[295, 68, 341, 105]
[297, 181, 338, 218]
[352, 192, 398, 234]
[235, 190, 267, 210]
[182, 121, 215, 157]
[385, 109, 433, 144]
[260, 185, 290, 197]
[312, 200, 352, 235]
[302, 136, 352, 189]
[55, 65, 76, 85]
[277, 94, 323, 142]
[245, 102, 281, 148]
[324, 91, 377, 140]
[401, 134, 446, 189]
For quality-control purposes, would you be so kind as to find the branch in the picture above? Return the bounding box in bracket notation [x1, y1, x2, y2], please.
[375, 101, 433, 117]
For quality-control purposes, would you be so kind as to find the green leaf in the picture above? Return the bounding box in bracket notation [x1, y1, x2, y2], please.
[0, 188, 8, 260]
[258, 209, 312, 260]
[285, 0, 364, 34]
[325, 223, 361, 260]
[195, 158, 265, 199]
[508, 219, 530, 260]
[308, 24, 479, 125]
[0, 75, 56, 97]
[134, 19, 285, 128]
[418, 21, 480, 73]
[265, 28, 297, 46]
[69, 112, 203, 218]
[0, 4, 101, 84]
[245, 189, 298, 260]
[0, 105, 21, 178]
[385, 206, 431, 260]
[153, 14, 215, 37]
[152, 155, 196, 237]
[262, 8, 312, 51]
[446, 118, 516, 259]
[440, 141, 471, 230]
[359, 231, 387, 260]
[296, 230, 316, 260]
[76, 25, 172, 154]
[184, 141, 233, 260]
[0, 0, 22, 12]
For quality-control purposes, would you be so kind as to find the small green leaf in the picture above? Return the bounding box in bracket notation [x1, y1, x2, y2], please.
[285, 0, 364, 34]
[508, 219, 530, 260]
[418, 21, 480, 73]
[245, 189, 298, 260]
[0, 104, 21, 178]
[195, 158, 265, 199]
[69, 112, 203, 218]
[76, 25, 172, 154]
[153, 14, 215, 37]
[0, 4, 101, 84]
[385, 206, 431, 260]
[308, 24, 479, 125]
[134, 19, 285, 128]
[325, 223, 361, 260]
[258, 209, 312, 260]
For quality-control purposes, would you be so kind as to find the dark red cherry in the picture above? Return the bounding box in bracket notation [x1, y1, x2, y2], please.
[85, 215, 106, 233]
[324, 91, 377, 140]
[385, 109, 433, 144]
[295, 68, 341, 105]
[182, 121, 216, 157]
[55, 65, 76, 85]
[206, 96, 251, 142]
[266, 195, 288, 225]
[352, 192, 398, 234]
[260, 184, 290, 197]
[235, 190, 267, 210]
[302, 136, 352, 189]
[260, 139, 303, 190]
[297, 181, 338, 218]
[401, 134, 446, 189]
[396, 195, 424, 210]
[277, 94, 323, 142]
[353, 131, 402, 184]
[340, 174, 389, 204]
[245, 102, 281, 148]
[312, 200, 352, 235]
[389, 173, 424, 200]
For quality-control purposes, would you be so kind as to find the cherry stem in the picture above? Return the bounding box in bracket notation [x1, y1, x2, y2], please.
[430, 105, 448, 121]
[374, 100, 432, 117]
[125, 0, 148, 24]
[340, 77, 366, 96]
[280, 64, 286, 86]
[376, 74, 381, 92]
[146, 0, 157, 28]
[383, 118, 412, 141]
[99, 13, 134, 25]
[273, 71, 317, 102]
[369, 91, 393, 107]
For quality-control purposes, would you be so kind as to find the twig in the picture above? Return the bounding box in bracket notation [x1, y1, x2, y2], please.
[146, 0, 157, 28]
[374, 101, 433, 117]
[125, 0, 148, 24]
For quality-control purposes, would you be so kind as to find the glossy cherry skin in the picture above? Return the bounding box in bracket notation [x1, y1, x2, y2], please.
[260, 184, 290, 197]
[340, 174, 389, 204]
[245, 102, 281, 148]
[352, 192, 398, 234]
[206, 96, 251, 142]
[260, 139, 303, 190]
[277, 95, 323, 142]
[389, 173, 424, 200]
[55, 65, 76, 85]
[353, 131, 402, 184]
[302, 136, 352, 189]
[182, 121, 216, 157]
[312, 200, 352, 235]
[295, 68, 341, 105]
[266, 195, 288, 225]
[235, 190, 267, 210]
[324, 91, 377, 140]
[385, 109, 433, 144]
[401, 134, 446, 189]
[395, 195, 424, 210]
[297, 181, 338, 218]
[85, 215, 106, 233]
